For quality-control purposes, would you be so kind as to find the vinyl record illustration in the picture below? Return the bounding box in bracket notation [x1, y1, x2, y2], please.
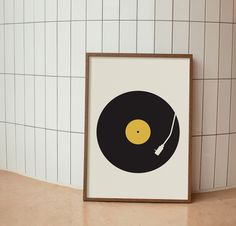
[96, 91, 180, 173]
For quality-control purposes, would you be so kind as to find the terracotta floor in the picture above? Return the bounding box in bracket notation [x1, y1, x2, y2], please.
[0, 170, 236, 226]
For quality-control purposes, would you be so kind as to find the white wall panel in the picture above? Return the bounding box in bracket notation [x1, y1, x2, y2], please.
[71, 78, 85, 133]
[214, 135, 229, 188]
[233, 25, 236, 78]
[5, 74, 15, 123]
[228, 134, 236, 187]
[120, 0, 137, 20]
[46, 130, 57, 182]
[34, 0, 44, 22]
[173, 22, 189, 53]
[58, 131, 70, 184]
[24, 0, 34, 23]
[87, 0, 102, 20]
[0, 0, 3, 24]
[25, 76, 34, 126]
[192, 137, 201, 192]
[4, 0, 14, 23]
[15, 0, 24, 23]
[15, 75, 24, 124]
[103, 0, 119, 20]
[15, 24, 24, 74]
[138, 0, 155, 20]
[46, 0, 57, 21]
[0, 123, 6, 169]
[103, 21, 119, 53]
[221, 0, 234, 23]
[72, 0, 86, 20]
[25, 126, 35, 177]
[0, 75, 5, 121]
[155, 0, 172, 20]
[24, 24, 34, 75]
[120, 21, 136, 53]
[16, 125, 25, 173]
[35, 76, 45, 127]
[190, 0, 205, 21]
[155, 21, 172, 54]
[201, 136, 216, 190]
[71, 21, 86, 77]
[6, 123, 16, 171]
[206, 0, 220, 22]
[173, 0, 189, 20]
[35, 128, 45, 179]
[230, 80, 236, 132]
[86, 21, 102, 52]
[0, 25, 4, 73]
[58, 0, 70, 21]
[5, 25, 14, 74]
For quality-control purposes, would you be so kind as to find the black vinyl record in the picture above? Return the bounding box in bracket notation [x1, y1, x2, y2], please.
[96, 91, 180, 173]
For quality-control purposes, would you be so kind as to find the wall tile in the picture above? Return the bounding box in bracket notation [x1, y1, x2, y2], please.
[6, 123, 16, 171]
[120, 21, 136, 53]
[217, 80, 231, 134]
[192, 137, 201, 192]
[46, 0, 57, 21]
[190, 0, 205, 21]
[173, 0, 189, 20]
[103, 21, 119, 53]
[189, 22, 204, 79]
[45, 23, 57, 76]
[34, 0, 45, 22]
[4, 0, 14, 23]
[71, 21, 86, 77]
[86, 21, 102, 52]
[227, 134, 236, 187]
[232, 25, 236, 78]
[5, 75, 15, 123]
[219, 24, 233, 79]
[214, 135, 229, 188]
[25, 76, 34, 126]
[0, 123, 6, 168]
[45, 77, 57, 130]
[192, 80, 203, 136]
[5, 25, 14, 74]
[204, 23, 219, 79]
[206, 0, 220, 22]
[35, 128, 45, 179]
[72, 0, 86, 20]
[221, 0, 234, 23]
[230, 80, 236, 132]
[25, 126, 35, 177]
[0, 25, 4, 73]
[24, 0, 34, 22]
[71, 133, 84, 187]
[35, 23, 45, 75]
[155, 0, 172, 20]
[58, 77, 70, 131]
[35, 76, 45, 127]
[15, 24, 24, 74]
[138, 0, 155, 20]
[46, 130, 57, 182]
[87, 0, 102, 20]
[58, 22, 70, 77]
[202, 80, 218, 134]
[16, 125, 25, 173]
[137, 21, 154, 53]
[58, 131, 70, 184]
[24, 24, 34, 75]
[173, 22, 189, 53]
[120, 0, 137, 20]
[58, 0, 70, 21]
[0, 0, 4, 23]
[200, 135, 216, 190]
[15, 75, 24, 124]
[71, 78, 85, 133]
[15, 0, 24, 23]
[155, 21, 172, 53]
[103, 0, 119, 20]
[0, 75, 5, 121]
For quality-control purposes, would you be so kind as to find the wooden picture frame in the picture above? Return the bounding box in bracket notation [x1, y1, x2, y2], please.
[84, 53, 192, 203]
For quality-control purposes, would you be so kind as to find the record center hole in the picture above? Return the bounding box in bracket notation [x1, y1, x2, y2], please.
[137, 131, 139, 133]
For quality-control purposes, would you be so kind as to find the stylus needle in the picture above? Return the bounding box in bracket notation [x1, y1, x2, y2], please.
[154, 144, 164, 156]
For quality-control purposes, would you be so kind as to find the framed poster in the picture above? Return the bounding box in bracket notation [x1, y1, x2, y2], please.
[84, 53, 192, 203]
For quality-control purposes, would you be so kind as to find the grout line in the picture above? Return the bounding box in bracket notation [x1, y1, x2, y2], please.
[192, 132, 236, 137]
[1, 19, 235, 25]
[199, 0, 207, 191]
[13, 0, 17, 170]
[226, 0, 235, 187]
[56, 0, 58, 183]
[44, 0, 47, 180]
[171, 0, 174, 53]
[136, 0, 138, 53]
[213, 0, 222, 188]
[23, 0, 26, 174]
[33, 0, 36, 178]
[153, 0, 156, 53]
[0, 120, 85, 134]
[69, 0, 72, 185]
[118, 0, 120, 53]
[3, 0, 7, 169]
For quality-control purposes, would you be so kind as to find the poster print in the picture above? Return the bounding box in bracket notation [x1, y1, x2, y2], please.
[84, 53, 192, 203]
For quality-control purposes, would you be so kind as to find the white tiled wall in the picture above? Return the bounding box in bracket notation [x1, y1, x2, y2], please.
[0, 0, 235, 192]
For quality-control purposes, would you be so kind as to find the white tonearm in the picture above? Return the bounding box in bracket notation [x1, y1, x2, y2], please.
[154, 114, 176, 156]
